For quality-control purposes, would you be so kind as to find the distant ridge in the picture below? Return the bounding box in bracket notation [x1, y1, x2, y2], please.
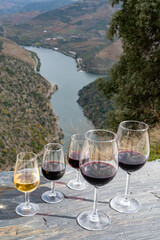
[4, 0, 122, 74]
[33, 0, 110, 21]
[0, 0, 77, 15]
[22, 0, 76, 13]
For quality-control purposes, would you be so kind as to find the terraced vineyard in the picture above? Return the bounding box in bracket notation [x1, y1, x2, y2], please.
[4, 0, 122, 74]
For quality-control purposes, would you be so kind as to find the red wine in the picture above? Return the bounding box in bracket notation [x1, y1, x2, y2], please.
[119, 151, 146, 173]
[42, 161, 65, 181]
[80, 162, 117, 187]
[68, 151, 80, 169]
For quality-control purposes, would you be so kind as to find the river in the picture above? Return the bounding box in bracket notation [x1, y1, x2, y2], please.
[25, 46, 102, 153]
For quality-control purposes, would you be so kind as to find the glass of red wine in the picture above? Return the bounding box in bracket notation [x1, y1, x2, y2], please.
[41, 143, 66, 203]
[110, 120, 150, 213]
[77, 129, 118, 231]
[67, 134, 88, 190]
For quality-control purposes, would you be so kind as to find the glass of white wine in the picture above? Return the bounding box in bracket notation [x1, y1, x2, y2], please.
[14, 152, 40, 216]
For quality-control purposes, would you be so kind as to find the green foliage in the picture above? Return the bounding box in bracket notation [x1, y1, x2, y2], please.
[0, 54, 61, 171]
[0, 26, 4, 32]
[5, 67, 15, 76]
[0, 139, 5, 149]
[78, 78, 112, 128]
[0, 77, 4, 84]
[2, 149, 7, 157]
[30, 51, 41, 71]
[149, 145, 160, 161]
[1, 159, 6, 165]
[99, 0, 160, 128]
[36, 61, 41, 72]
[31, 91, 44, 102]
[0, 40, 3, 51]
[75, 20, 82, 25]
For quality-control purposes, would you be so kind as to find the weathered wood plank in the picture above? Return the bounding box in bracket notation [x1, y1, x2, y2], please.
[0, 161, 160, 240]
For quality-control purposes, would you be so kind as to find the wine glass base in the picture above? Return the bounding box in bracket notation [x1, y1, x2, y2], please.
[67, 179, 88, 191]
[16, 202, 39, 216]
[110, 195, 141, 214]
[41, 190, 64, 203]
[77, 210, 111, 231]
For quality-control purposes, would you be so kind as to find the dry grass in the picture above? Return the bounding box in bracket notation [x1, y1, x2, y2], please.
[0, 37, 35, 67]
[96, 39, 123, 60]
[70, 40, 104, 49]
[149, 125, 160, 146]
[149, 125, 160, 161]
[71, 5, 115, 24]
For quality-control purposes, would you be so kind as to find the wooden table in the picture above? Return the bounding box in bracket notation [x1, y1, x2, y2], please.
[0, 161, 160, 240]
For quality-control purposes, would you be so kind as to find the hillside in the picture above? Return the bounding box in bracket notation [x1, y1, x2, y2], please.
[0, 37, 35, 66]
[0, 0, 71, 15]
[77, 78, 112, 128]
[0, 39, 62, 171]
[4, 0, 122, 74]
[77, 79, 160, 161]
[0, 11, 40, 26]
[0, 0, 35, 14]
[0, 0, 78, 17]
[22, 0, 76, 12]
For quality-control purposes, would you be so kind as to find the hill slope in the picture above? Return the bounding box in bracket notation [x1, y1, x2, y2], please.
[0, 37, 35, 66]
[4, 0, 122, 74]
[0, 0, 35, 15]
[0, 39, 62, 171]
[77, 78, 112, 128]
[77, 78, 160, 161]
[22, 0, 75, 12]
[0, 0, 72, 15]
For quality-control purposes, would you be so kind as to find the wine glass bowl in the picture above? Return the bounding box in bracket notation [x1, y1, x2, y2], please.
[14, 152, 40, 216]
[41, 143, 65, 203]
[67, 134, 88, 190]
[77, 129, 118, 231]
[110, 120, 150, 214]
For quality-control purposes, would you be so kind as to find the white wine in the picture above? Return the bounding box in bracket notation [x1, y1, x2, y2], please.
[14, 172, 40, 193]
[14, 152, 40, 216]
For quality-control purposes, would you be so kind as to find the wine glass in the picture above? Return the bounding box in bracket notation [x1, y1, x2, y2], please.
[110, 120, 150, 213]
[14, 152, 40, 216]
[77, 129, 118, 231]
[67, 134, 88, 190]
[41, 143, 66, 203]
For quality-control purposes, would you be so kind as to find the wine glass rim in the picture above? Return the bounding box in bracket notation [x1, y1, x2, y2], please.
[17, 152, 37, 162]
[85, 129, 117, 142]
[71, 133, 84, 142]
[44, 142, 63, 151]
[120, 120, 149, 131]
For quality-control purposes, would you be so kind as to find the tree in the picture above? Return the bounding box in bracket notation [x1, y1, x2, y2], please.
[98, 0, 160, 129]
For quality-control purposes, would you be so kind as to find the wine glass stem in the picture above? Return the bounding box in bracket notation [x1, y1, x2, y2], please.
[90, 187, 99, 222]
[76, 170, 81, 183]
[124, 172, 131, 200]
[25, 192, 30, 208]
[51, 181, 56, 196]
